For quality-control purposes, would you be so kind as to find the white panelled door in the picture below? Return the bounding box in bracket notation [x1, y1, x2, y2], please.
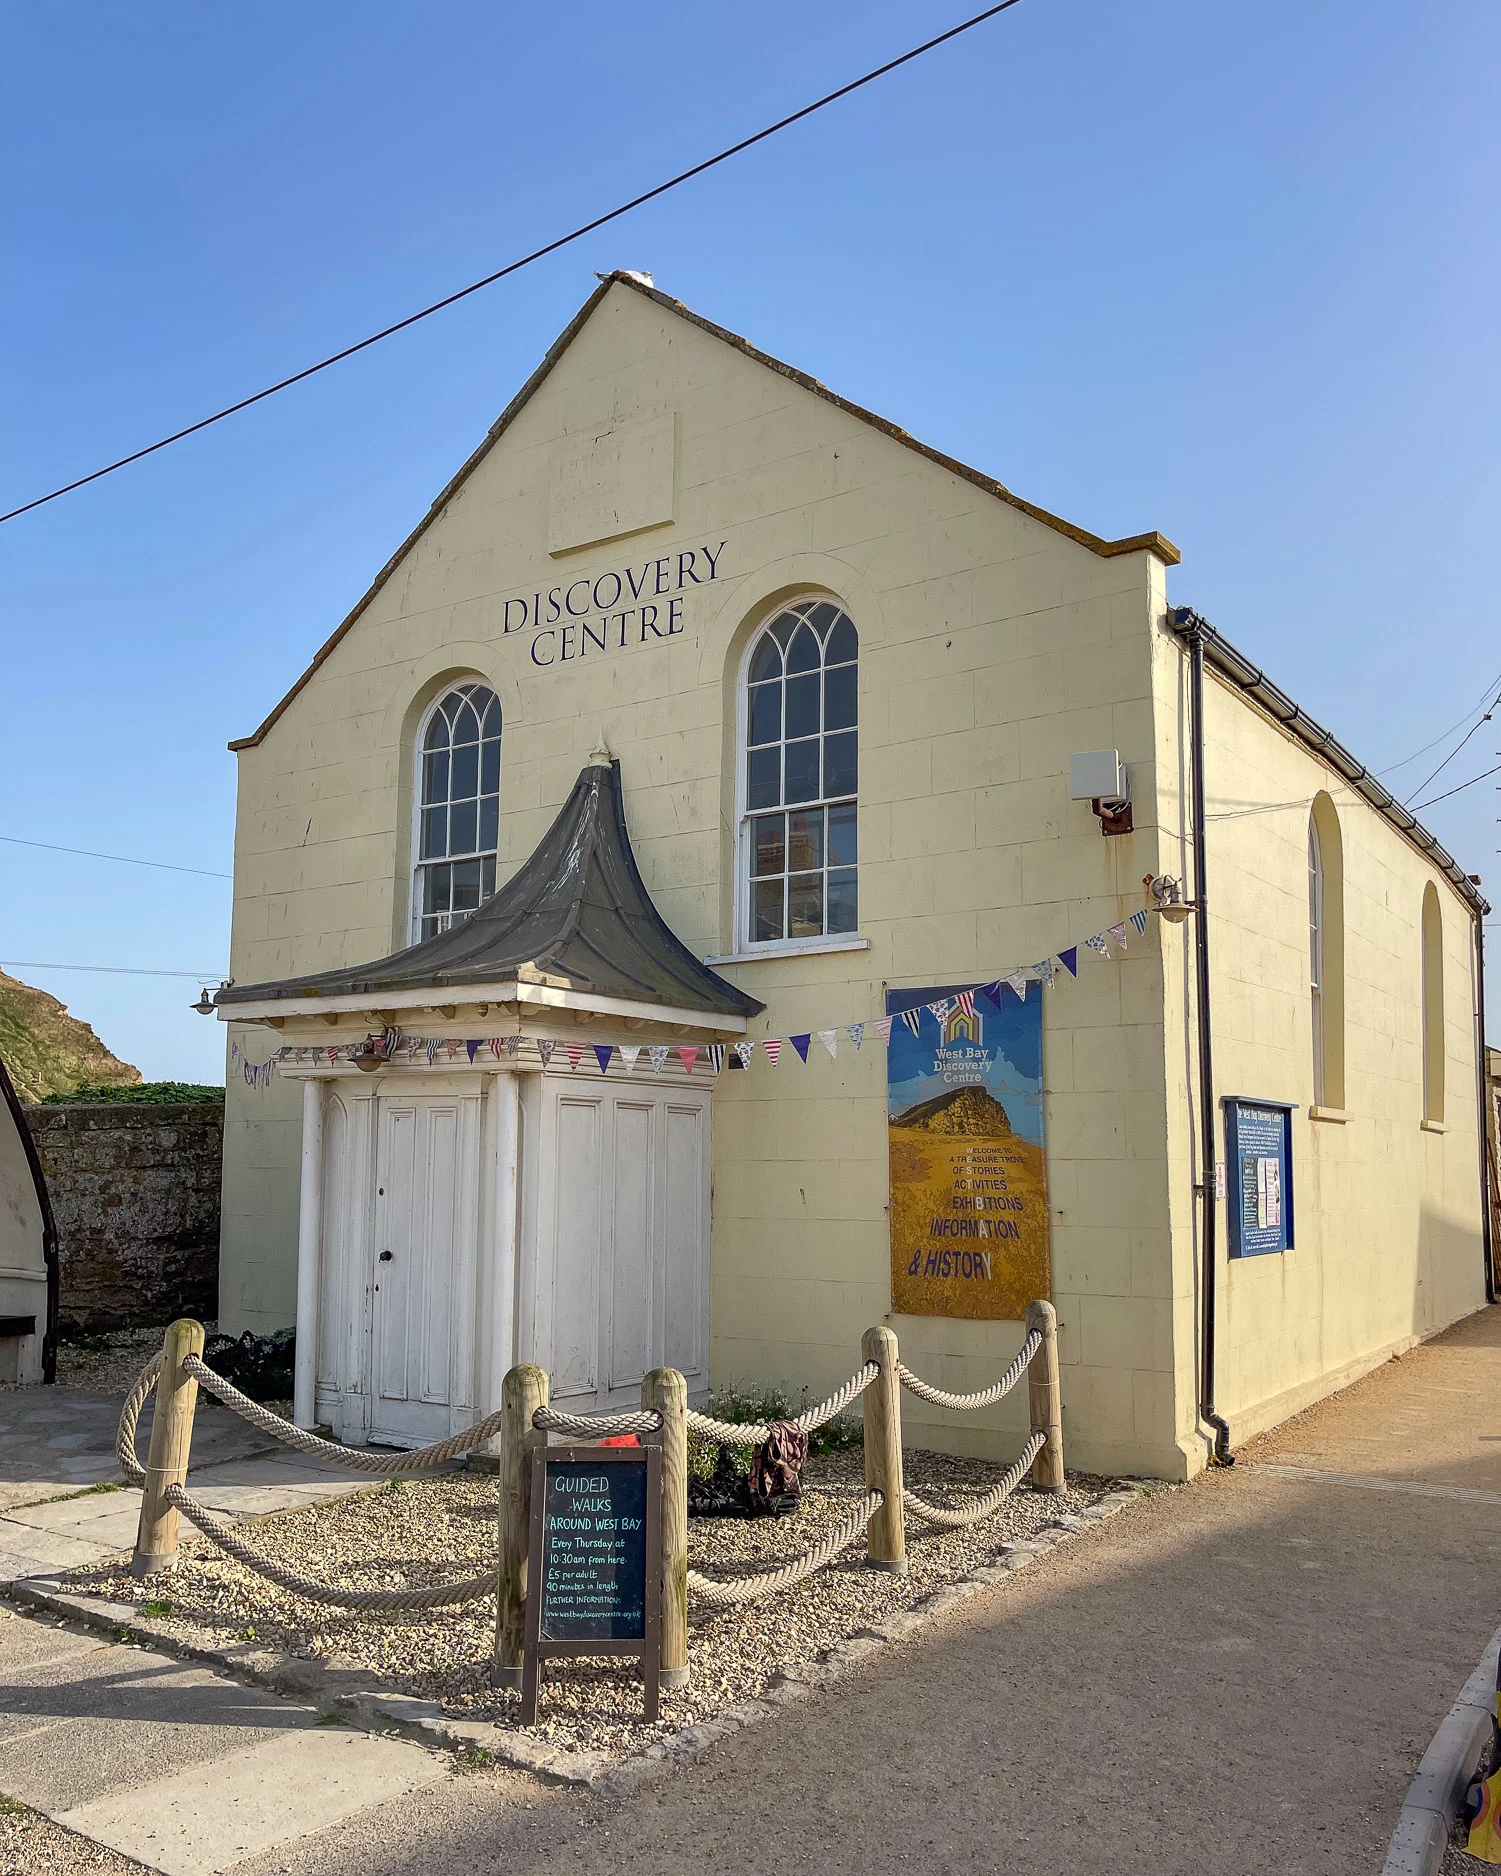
[527, 1078, 711, 1411]
[370, 1093, 478, 1446]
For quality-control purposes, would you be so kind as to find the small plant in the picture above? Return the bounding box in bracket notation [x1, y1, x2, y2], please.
[237, 1624, 257, 1642]
[454, 1744, 497, 1773]
[0, 1797, 29, 1817]
[140, 1600, 172, 1619]
[384, 1478, 407, 1495]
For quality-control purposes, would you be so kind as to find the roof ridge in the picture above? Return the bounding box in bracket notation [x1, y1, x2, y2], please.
[229, 271, 1177, 751]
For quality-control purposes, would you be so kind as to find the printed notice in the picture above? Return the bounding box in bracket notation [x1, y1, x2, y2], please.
[538, 1458, 649, 1642]
[887, 983, 1050, 1321]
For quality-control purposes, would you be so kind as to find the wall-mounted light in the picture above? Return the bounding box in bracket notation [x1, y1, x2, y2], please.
[192, 987, 215, 1016]
[1149, 874, 1196, 923]
[353, 1027, 399, 1073]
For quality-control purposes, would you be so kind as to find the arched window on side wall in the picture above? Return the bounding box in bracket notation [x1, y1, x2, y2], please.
[1308, 793, 1345, 1110]
[740, 600, 858, 948]
[412, 683, 502, 942]
[1421, 882, 1445, 1125]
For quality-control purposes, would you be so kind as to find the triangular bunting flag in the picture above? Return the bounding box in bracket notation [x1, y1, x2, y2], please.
[763, 1038, 783, 1066]
[706, 1043, 725, 1074]
[900, 1009, 923, 1036]
[954, 990, 976, 1021]
[926, 997, 955, 1023]
[1108, 922, 1129, 950]
[565, 1042, 585, 1071]
[488, 1037, 503, 1059]
[1057, 947, 1078, 977]
[649, 1045, 670, 1074]
[790, 1034, 812, 1062]
[734, 1040, 755, 1070]
[618, 1044, 641, 1071]
[1007, 970, 1030, 1000]
[593, 1044, 614, 1074]
[817, 1028, 838, 1059]
[678, 1046, 700, 1075]
[845, 1022, 865, 1051]
[466, 1039, 482, 1063]
[1130, 907, 1150, 934]
[536, 1039, 556, 1066]
[873, 1017, 893, 1044]
[1084, 934, 1110, 958]
[425, 1038, 441, 1064]
[1033, 959, 1055, 988]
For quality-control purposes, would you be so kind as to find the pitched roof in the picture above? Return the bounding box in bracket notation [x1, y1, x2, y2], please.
[215, 756, 764, 1019]
[229, 271, 1180, 752]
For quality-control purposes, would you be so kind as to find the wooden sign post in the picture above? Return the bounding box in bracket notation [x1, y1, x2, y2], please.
[520, 1441, 662, 1726]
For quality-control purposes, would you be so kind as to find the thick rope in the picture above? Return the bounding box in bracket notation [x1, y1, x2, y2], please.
[685, 1362, 879, 1446]
[116, 1354, 161, 1487]
[532, 1406, 663, 1438]
[180, 1356, 512, 1472]
[903, 1432, 1046, 1530]
[897, 1330, 1042, 1412]
[163, 1483, 497, 1611]
[686, 1490, 883, 1607]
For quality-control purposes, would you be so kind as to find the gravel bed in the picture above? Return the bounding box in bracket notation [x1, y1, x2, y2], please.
[0, 1804, 148, 1875]
[0, 1326, 176, 1397]
[66, 1448, 1115, 1762]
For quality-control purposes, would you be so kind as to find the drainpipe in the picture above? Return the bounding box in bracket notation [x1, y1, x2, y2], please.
[1174, 608, 1234, 1464]
[1474, 911, 1498, 1304]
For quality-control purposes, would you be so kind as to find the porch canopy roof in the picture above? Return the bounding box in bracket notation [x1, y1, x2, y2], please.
[216, 755, 763, 1030]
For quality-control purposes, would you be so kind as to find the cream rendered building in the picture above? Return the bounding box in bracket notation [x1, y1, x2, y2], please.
[214, 271, 1493, 1479]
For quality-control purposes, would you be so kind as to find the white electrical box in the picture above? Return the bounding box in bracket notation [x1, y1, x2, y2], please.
[1069, 750, 1129, 802]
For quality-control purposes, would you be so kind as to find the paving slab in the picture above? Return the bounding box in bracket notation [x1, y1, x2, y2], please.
[55, 1727, 449, 1876]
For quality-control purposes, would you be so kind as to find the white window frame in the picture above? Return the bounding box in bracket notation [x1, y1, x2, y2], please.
[409, 682, 503, 944]
[1308, 817, 1325, 1105]
[733, 597, 862, 957]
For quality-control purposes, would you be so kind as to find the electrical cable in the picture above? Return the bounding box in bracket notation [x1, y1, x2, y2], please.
[0, 835, 230, 879]
[0, 0, 1026, 526]
[1403, 698, 1501, 807]
[1409, 761, 1501, 815]
[0, 962, 223, 980]
[1377, 668, 1501, 776]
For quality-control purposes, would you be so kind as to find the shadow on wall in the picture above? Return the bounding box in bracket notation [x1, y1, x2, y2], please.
[22, 1099, 223, 1332]
[1412, 1201, 1489, 1345]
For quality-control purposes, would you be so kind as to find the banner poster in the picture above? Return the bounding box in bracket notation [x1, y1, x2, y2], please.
[887, 982, 1049, 1321]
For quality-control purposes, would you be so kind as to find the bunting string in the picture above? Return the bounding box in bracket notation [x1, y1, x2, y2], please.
[225, 899, 1156, 1089]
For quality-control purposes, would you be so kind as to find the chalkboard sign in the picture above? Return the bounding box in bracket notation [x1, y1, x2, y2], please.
[521, 1442, 661, 1725]
[1222, 1098, 1295, 1258]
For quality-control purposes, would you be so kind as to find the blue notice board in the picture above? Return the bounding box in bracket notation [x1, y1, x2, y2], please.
[1222, 1099, 1295, 1258]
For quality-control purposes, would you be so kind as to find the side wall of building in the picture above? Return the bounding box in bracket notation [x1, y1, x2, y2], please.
[1150, 623, 1487, 1457]
[221, 283, 1188, 1475]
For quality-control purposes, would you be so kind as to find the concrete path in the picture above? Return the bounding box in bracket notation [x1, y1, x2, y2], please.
[211, 1306, 1501, 1876]
[0, 1387, 379, 1583]
[0, 1607, 449, 1874]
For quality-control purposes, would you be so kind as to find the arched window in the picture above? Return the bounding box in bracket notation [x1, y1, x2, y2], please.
[1308, 794, 1345, 1110]
[412, 683, 501, 942]
[740, 600, 858, 947]
[1421, 883, 1444, 1124]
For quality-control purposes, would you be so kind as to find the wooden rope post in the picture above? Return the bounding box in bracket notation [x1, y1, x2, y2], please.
[1026, 1299, 1065, 1490]
[131, 1318, 205, 1579]
[642, 1367, 689, 1690]
[492, 1363, 548, 1690]
[862, 1325, 906, 1572]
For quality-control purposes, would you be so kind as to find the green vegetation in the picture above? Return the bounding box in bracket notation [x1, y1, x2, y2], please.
[0, 967, 140, 1102]
[140, 1599, 173, 1619]
[687, 1381, 863, 1482]
[41, 1080, 223, 1105]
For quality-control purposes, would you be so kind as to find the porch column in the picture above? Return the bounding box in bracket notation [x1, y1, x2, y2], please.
[477, 1071, 520, 1455]
[292, 1076, 326, 1428]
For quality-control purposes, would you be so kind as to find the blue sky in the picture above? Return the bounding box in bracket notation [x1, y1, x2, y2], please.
[3, 2, 1498, 1081]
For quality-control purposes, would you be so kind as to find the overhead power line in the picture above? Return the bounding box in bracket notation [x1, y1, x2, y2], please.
[1378, 666, 1501, 776]
[1, 961, 224, 980]
[0, 834, 231, 879]
[1403, 696, 1501, 807]
[1409, 760, 1501, 814]
[0, 0, 1026, 527]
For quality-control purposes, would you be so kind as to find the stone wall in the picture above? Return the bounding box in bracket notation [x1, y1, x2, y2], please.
[22, 1102, 222, 1331]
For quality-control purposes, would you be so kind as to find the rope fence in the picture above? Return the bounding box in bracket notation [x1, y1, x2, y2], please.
[117, 1299, 1065, 1668]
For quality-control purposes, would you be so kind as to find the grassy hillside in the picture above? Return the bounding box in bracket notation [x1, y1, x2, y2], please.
[0, 968, 141, 1102]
